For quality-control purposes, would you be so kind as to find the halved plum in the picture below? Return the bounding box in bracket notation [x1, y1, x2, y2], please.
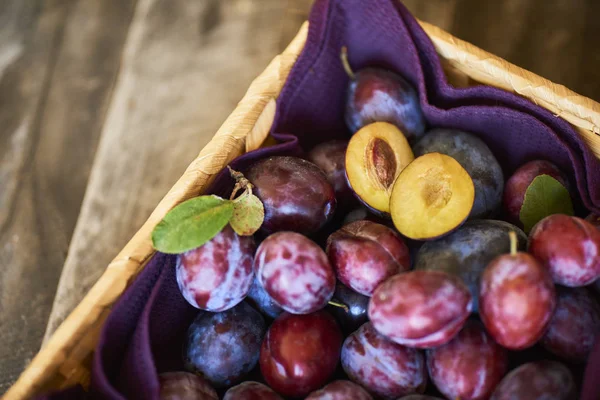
[390, 153, 474, 240]
[345, 122, 414, 214]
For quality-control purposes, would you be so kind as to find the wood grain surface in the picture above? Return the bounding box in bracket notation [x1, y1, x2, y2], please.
[1, 0, 599, 393]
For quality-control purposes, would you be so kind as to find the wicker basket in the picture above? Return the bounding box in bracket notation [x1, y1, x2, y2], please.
[6, 19, 600, 400]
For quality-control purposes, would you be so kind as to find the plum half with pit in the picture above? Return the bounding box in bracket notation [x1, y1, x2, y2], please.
[158, 372, 217, 400]
[502, 160, 571, 227]
[245, 156, 336, 234]
[184, 302, 266, 387]
[223, 381, 283, 400]
[540, 287, 600, 362]
[369, 270, 472, 348]
[254, 231, 335, 314]
[341, 323, 427, 399]
[305, 380, 373, 400]
[480, 232, 556, 349]
[176, 226, 255, 312]
[307, 140, 355, 209]
[345, 122, 414, 214]
[260, 311, 343, 398]
[326, 220, 410, 296]
[427, 320, 508, 400]
[529, 214, 600, 286]
[342, 48, 426, 142]
[415, 219, 527, 312]
[490, 360, 576, 400]
[413, 128, 504, 219]
[390, 153, 475, 240]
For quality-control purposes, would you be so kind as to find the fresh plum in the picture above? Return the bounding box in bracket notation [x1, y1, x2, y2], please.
[529, 214, 600, 286]
[345, 122, 414, 214]
[254, 232, 335, 314]
[541, 287, 600, 362]
[158, 372, 217, 400]
[184, 302, 266, 387]
[341, 323, 427, 399]
[176, 226, 254, 312]
[260, 311, 342, 398]
[305, 380, 373, 400]
[307, 140, 355, 208]
[415, 219, 528, 312]
[327, 220, 410, 296]
[490, 360, 576, 400]
[342, 49, 426, 143]
[426, 320, 508, 400]
[327, 282, 370, 334]
[503, 160, 571, 226]
[413, 128, 504, 219]
[480, 232, 556, 349]
[369, 270, 472, 348]
[223, 381, 282, 400]
[390, 153, 475, 240]
[246, 156, 336, 234]
[246, 277, 282, 319]
[397, 396, 443, 400]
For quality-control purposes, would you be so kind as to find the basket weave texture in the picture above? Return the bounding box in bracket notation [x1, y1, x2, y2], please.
[6, 19, 600, 400]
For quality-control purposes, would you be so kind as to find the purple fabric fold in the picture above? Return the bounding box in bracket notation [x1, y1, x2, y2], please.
[39, 0, 600, 398]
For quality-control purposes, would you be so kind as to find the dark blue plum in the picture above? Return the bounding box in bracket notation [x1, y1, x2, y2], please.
[184, 302, 266, 388]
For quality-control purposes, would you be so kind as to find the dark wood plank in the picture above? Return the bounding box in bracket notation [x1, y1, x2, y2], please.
[43, 0, 314, 342]
[0, 0, 136, 392]
[449, 0, 600, 101]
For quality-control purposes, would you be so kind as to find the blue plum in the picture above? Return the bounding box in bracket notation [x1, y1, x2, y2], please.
[184, 302, 266, 387]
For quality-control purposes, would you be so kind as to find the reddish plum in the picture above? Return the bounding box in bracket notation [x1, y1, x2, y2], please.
[158, 372, 217, 400]
[184, 302, 266, 387]
[307, 140, 355, 208]
[343, 52, 426, 143]
[503, 160, 571, 226]
[341, 323, 427, 399]
[397, 396, 443, 400]
[541, 287, 600, 362]
[529, 214, 600, 286]
[327, 282, 370, 334]
[427, 320, 508, 400]
[369, 270, 472, 348]
[246, 277, 282, 319]
[327, 220, 410, 296]
[176, 226, 254, 312]
[223, 382, 282, 400]
[246, 156, 336, 234]
[480, 233, 556, 349]
[260, 311, 343, 398]
[490, 360, 576, 400]
[305, 380, 373, 400]
[254, 232, 335, 314]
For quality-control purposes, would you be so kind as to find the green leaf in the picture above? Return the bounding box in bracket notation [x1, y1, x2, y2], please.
[520, 174, 574, 233]
[152, 195, 234, 254]
[230, 191, 264, 236]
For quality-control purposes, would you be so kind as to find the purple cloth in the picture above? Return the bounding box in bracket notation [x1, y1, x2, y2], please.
[40, 0, 600, 398]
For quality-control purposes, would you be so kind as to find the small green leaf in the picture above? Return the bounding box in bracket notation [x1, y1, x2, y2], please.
[230, 191, 264, 236]
[520, 174, 574, 233]
[152, 195, 234, 254]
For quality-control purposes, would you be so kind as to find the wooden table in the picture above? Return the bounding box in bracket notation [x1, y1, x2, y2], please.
[1, 0, 599, 393]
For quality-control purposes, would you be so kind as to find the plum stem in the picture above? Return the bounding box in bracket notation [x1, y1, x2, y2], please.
[509, 231, 517, 256]
[328, 300, 349, 313]
[340, 46, 356, 80]
[228, 166, 254, 200]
